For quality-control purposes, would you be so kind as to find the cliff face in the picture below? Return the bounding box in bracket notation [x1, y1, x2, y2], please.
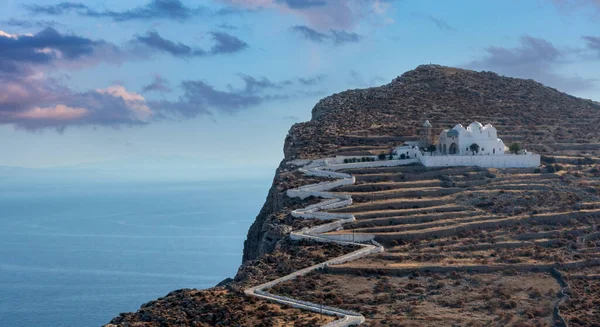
[242, 162, 289, 262]
[241, 64, 600, 263]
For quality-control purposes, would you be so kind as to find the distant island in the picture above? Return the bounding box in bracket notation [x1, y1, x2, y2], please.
[107, 65, 600, 327]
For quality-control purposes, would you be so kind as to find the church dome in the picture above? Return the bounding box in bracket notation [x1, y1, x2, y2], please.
[469, 122, 483, 130]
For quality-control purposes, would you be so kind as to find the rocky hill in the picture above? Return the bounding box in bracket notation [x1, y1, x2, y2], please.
[107, 65, 600, 327]
[246, 64, 600, 262]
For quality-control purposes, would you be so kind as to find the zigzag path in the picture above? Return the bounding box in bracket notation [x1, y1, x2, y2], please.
[244, 159, 417, 326]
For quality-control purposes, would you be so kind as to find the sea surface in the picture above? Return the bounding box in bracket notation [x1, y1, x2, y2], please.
[0, 179, 270, 327]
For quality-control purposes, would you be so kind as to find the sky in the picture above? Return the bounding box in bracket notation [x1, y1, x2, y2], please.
[1, 0, 600, 173]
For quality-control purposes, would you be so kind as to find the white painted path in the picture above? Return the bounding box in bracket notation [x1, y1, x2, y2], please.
[244, 159, 415, 327]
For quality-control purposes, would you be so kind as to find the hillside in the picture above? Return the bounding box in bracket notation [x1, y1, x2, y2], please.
[106, 65, 600, 327]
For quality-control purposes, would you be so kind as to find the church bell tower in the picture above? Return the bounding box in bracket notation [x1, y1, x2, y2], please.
[419, 120, 432, 148]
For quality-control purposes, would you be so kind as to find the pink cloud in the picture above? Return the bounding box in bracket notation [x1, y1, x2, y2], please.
[14, 105, 89, 121]
[218, 0, 392, 30]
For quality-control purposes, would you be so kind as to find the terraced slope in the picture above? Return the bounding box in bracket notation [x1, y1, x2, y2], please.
[269, 161, 600, 326]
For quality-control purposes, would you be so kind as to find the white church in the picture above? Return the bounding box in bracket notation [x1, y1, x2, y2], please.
[392, 120, 540, 168]
[437, 121, 506, 156]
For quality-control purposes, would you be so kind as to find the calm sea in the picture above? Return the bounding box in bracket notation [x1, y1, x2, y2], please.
[0, 179, 270, 327]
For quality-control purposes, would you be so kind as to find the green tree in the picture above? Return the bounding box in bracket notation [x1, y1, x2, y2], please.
[428, 144, 437, 153]
[378, 153, 387, 160]
[509, 142, 521, 154]
[469, 143, 480, 154]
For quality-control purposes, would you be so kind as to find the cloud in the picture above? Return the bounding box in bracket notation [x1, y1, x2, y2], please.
[135, 31, 205, 57]
[152, 73, 325, 117]
[216, 23, 237, 30]
[291, 25, 362, 45]
[25, 0, 209, 22]
[276, 0, 326, 9]
[465, 35, 597, 93]
[0, 27, 122, 74]
[133, 30, 248, 57]
[237, 74, 283, 93]
[1, 27, 94, 63]
[583, 35, 600, 55]
[0, 24, 320, 130]
[209, 31, 249, 54]
[429, 15, 454, 30]
[219, 0, 396, 30]
[0, 28, 157, 130]
[142, 75, 172, 93]
[330, 30, 362, 44]
[297, 74, 326, 85]
[291, 25, 329, 42]
[0, 73, 153, 130]
[1, 18, 62, 28]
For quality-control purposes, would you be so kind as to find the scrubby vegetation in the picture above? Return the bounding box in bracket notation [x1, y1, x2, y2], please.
[269, 270, 558, 326]
[107, 288, 334, 327]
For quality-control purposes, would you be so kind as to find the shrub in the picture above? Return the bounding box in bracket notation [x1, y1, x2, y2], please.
[533, 168, 541, 173]
[547, 165, 556, 173]
[541, 155, 555, 164]
[400, 154, 406, 159]
[378, 153, 387, 160]
[509, 142, 522, 154]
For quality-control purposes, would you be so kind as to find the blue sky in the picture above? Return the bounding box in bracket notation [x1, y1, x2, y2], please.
[1, 0, 599, 172]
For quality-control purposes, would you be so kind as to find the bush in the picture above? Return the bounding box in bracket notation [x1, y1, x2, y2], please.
[378, 153, 387, 160]
[509, 142, 522, 154]
[547, 165, 556, 173]
[400, 154, 406, 159]
[533, 168, 541, 173]
[541, 155, 555, 164]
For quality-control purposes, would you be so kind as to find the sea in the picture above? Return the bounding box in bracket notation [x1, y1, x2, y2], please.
[0, 179, 270, 327]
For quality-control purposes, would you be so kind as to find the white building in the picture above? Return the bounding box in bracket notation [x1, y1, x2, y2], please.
[386, 120, 540, 168]
[393, 145, 421, 160]
[437, 122, 506, 156]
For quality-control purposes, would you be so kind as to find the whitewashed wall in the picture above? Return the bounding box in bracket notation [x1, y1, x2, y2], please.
[327, 159, 419, 170]
[319, 233, 375, 243]
[421, 154, 540, 168]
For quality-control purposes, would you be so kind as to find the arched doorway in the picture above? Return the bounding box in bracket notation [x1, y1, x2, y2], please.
[449, 143, 458, 155]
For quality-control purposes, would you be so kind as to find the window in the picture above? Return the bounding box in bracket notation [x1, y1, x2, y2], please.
[481, 148, 484, 151]
[493, 149, 495, 154]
